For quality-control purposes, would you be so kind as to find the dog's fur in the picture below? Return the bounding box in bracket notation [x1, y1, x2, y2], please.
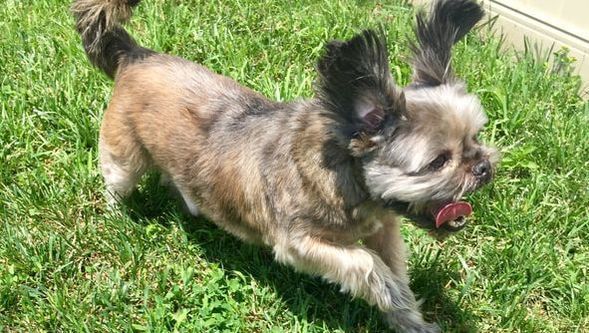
[72, 0, 498, 331]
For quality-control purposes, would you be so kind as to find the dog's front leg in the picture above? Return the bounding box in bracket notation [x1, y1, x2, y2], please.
[273, 235, 440, 333]
[363, 220, 440, 332]
[364, 216, 409, 283]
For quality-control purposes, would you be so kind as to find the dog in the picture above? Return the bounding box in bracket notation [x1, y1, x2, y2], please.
[72, 0, 498, 331]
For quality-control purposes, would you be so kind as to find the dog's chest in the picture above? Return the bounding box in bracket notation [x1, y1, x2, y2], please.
[312, 202, 394, 244]
[353, 202, 393, 236]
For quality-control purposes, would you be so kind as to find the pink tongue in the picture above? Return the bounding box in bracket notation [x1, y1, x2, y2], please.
[434, 202, 472, 228]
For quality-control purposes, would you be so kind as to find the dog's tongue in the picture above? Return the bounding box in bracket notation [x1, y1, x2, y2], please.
[434, 202, 472, 228]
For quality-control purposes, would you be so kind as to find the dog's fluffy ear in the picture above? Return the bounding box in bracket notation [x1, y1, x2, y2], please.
[411, 0, 484, 86]
[317, 30, 403, 136]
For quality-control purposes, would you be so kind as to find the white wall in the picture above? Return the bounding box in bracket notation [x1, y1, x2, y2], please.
[412, 0, 589, 96]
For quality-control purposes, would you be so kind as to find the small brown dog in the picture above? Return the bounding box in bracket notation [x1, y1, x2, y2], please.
[73, 0, 498, 331]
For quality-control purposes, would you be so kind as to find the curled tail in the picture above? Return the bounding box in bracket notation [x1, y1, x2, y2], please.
[72, 0, 153, 79]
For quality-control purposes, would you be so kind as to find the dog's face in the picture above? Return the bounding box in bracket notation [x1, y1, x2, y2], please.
[317, 1, 496, 232]
[364, 83, 499, 232]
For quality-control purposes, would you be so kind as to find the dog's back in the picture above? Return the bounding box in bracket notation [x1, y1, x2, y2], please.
[96, 58, 301, 245]
[72, 0, 367, 242]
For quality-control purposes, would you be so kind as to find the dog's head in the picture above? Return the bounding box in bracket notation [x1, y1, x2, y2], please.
[317, 0, 498, 232]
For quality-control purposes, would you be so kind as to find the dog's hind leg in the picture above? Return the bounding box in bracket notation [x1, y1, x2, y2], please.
[98, 112, 150, 205]
[274, 234, 440, 333]
[99, 139, 149, 205]
[157, 172, 200, 216]
[175, 184, 200, 216]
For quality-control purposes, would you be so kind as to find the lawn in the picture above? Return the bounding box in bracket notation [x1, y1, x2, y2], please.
[1, 0, 588, 332]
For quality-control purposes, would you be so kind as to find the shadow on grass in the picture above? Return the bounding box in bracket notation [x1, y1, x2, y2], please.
[124, 176, 478, 332]
[411, 263, 479, 333]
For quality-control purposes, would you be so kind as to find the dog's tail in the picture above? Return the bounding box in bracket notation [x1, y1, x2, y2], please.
[72, 0, 153, 79]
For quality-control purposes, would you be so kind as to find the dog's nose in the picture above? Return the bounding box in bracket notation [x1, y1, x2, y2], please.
[472, 159, 491, 181]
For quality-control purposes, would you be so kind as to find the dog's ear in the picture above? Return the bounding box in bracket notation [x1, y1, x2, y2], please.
[410, 0, 484, 86]
[316, 30, 403, 136]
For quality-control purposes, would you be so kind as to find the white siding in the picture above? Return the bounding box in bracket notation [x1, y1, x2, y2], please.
[411, 0, 589, 96]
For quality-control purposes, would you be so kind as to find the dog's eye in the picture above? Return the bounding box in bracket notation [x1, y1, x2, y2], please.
[429, 153, 450, 171]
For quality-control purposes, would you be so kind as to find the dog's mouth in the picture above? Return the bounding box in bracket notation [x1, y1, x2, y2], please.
[431, 201, 472, 231]
[386, 200, 472, 232]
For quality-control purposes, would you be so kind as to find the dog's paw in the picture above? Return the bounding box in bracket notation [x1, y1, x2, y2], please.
[384, 309, 441, 333]
[411, 322, 441, 333]
[392, 321, 441, 333]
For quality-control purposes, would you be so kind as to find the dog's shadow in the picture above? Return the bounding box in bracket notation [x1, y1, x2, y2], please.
[124, 177, 478, 332]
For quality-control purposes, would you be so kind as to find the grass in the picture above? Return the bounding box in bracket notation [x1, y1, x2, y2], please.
[1, 0, 588, 332]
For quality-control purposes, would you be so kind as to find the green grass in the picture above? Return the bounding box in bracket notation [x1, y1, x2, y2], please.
[1, 0, 588, 332]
